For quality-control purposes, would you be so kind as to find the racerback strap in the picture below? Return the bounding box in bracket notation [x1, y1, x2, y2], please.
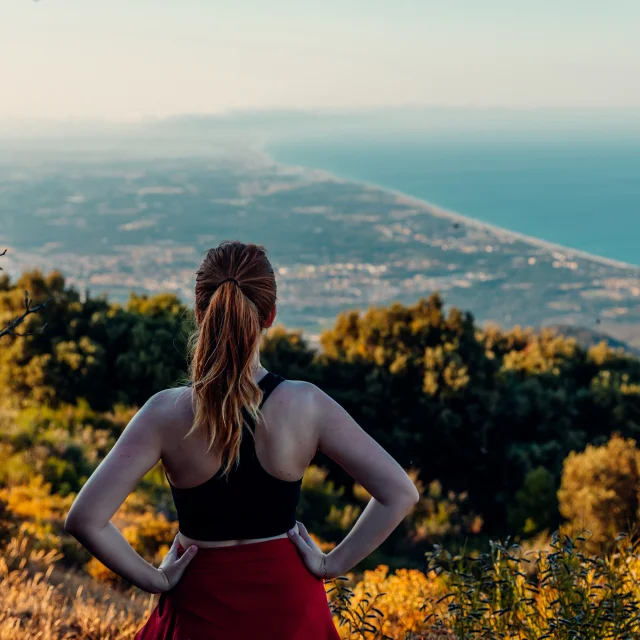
[258, 372, 285, 409]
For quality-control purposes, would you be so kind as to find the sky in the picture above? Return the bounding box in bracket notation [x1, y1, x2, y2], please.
[2, 0, 640, 121]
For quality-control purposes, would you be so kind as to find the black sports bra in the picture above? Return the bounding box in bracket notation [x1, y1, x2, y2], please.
[166, 372, 302, 541]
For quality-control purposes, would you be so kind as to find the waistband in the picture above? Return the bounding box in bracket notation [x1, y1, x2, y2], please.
[177, 536, 296, 564]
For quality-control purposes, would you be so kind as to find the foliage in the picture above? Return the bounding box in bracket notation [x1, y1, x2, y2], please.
[311, 296, 640, 538]
[0, 270, 191, 409]
[508, 466, 558, 536]
[558, 434, 640, 549]
[424, 531, 640, 639]
[0, 249, 50, 339]
[408, 472, 482, 545]
[329, 565, 448, 639]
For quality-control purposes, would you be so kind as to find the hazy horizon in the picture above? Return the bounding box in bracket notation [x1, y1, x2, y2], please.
[4, 1, 640, 122]
[3, 106, 640, 143]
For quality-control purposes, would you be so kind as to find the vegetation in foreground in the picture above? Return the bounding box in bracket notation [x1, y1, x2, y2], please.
[1, 268, 640, 638]
[5, 528, 640, 639]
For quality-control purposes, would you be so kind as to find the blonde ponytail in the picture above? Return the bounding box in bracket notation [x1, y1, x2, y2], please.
[186, 242, 277, 475]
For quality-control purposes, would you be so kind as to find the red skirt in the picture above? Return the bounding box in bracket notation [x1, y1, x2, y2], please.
[135, 538, 340, 640]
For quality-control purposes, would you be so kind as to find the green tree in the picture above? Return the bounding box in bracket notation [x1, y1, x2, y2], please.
[0, 270, 190, 409]
[508, 466, 558, 536]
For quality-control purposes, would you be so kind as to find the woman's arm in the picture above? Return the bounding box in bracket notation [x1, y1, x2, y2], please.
[64, 390, 197, 592]
[288, 385, 419, 578]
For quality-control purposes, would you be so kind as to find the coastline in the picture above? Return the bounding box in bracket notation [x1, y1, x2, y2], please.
[5, 141, 639, 350]
[257, 142, 640, 273]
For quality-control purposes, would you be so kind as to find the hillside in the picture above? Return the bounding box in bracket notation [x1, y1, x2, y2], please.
[546, 324, 640, 355]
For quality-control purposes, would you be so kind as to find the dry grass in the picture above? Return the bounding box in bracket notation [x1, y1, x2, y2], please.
[0, 535, 155, 640]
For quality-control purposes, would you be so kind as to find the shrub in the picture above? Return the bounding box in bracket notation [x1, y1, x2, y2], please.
[425, 531, 640, 639]
[558, 434, 640, 548]
[508, 466, 558, 536]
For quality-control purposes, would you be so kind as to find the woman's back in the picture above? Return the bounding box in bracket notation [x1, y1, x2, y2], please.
[163, 371, 317, 543]
[162, 371, 316, 487]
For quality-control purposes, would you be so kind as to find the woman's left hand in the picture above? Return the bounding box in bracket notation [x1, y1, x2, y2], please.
[288, 521, 333, 580]
[155, 534, 199, 592]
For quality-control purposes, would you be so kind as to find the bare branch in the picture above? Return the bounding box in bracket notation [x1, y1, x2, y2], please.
[0, 295, 51, 339]
[10, 322, 49, 338]
[0, 249, 50, 339]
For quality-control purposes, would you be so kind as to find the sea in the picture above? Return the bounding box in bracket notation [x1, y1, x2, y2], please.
[267, 132, 640, 267]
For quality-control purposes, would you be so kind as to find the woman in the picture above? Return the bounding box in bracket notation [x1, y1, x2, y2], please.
[65, 240, 419, 640]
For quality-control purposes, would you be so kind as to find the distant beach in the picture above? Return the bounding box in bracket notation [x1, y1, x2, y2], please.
[265, 134, 640, 268]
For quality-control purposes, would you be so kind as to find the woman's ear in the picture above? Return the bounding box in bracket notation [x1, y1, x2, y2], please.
[263, 304, 277, 329]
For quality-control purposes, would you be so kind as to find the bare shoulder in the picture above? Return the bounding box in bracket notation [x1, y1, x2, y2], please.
[279, 380, 337, 412]
[146, 386, 192, 411]
[266, 379, 325, 441]
[140, 386, 193, 430]
[270, 379, 321, 416]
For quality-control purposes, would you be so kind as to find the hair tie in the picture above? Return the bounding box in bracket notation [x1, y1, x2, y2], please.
[220, 277, 240, 287]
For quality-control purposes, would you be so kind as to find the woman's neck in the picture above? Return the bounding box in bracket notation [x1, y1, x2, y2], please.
[252, 357, 268, 382]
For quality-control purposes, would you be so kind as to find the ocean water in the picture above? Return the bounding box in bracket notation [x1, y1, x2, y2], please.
[267, 134, 640, 266]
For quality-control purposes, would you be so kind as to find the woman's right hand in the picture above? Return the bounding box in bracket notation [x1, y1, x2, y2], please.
[155, 534, 199, 592]
[288, 521, 337, 580]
